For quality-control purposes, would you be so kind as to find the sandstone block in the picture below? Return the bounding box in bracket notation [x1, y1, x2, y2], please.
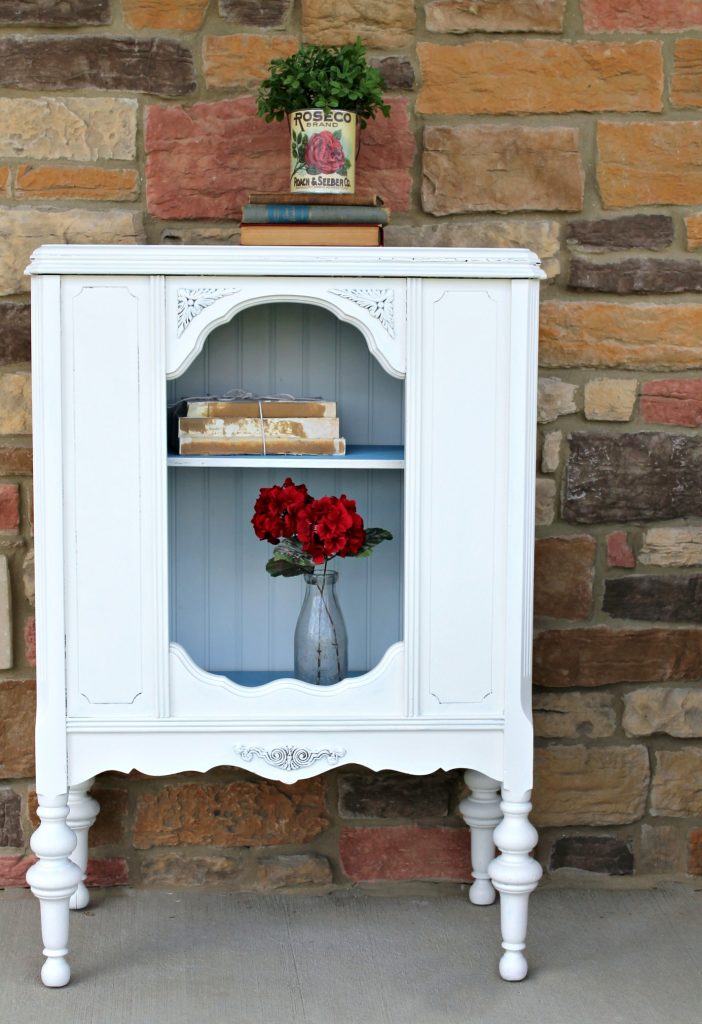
[147, 97, 412, 219]
[0, 485, 19, 532]
[0, 790, 22, 847]
[570, 257, 702, 294]
[203, 34, 298, 89]
[0, 855, 34, 886]
[689, 829, 702, 875]
[549, 835, 633, 875]
[540, 301, 702, 370]
[606, 532, 635, 568]
[0, 447, 32, 475]
[0, 168, 8, 195]
[582, 0, 702, 31]
[161, 225, 240, 246]
[369, 57, 414, 91]
[604, 575, 702, 624]
[541, 430, 562, 473]
[535, 478, 556, 527]
[339, 826, 471, 881]
[423, 125, 583, 215]
[0, 557, 11, 670]
[685, 212, 702, 251]
[640, 526, 702, 567]
[532, 691, 616, 739]
[537, 377, 577, 423]
[672, 39, 702, 109]
[219, 0, 292, 26]
[533, 745, 649, 826]
[623, 687, 702, 738]
[563, 432, 702, 523]
[0, 36, 196, 97]
[302, 0, 416, 48]
[567, 214, 674, 252]
[255, 853, 333, 890]
[140, 852, 247, 886]
[133, 778, 329, 848]
[338, 771, 450, 819]
[0, 303, 30, 364]
[385, 219, 560, 277]
[641, 378, 702, 427]
[651, 750, 702, 817]
[0, 208, 144, 296]
[24, 617, 35, 667]
[86, 858, 129, 887]
[640, 824, 684, 874]
[584, 378, 637, 421]
[91, 787, 129, 846]
[124, 0, 209, 30]
[0, 0, 109, 24]
[598, 121, 702, 208]
[15, 165, 138, 201]
[534, 535, 596, 621]
[0, 681, 35, 776]
[417, 41, 662, 116]
[425, 0, 565, 33]
[0, 372, 31, 433]
[534, 627, 702, 687]
[0, 97, 137, 162]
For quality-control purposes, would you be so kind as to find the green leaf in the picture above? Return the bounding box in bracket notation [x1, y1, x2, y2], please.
[266, 557, 310, 578]
[265, 539, 314, 578]
[364, 528, 393, 548]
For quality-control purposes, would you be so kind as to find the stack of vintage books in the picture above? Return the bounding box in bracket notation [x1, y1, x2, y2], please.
[178, 397, 346, 455]
[239, 191, 388, 246]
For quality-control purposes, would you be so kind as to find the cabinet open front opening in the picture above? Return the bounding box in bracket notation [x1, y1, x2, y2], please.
[167, 301, 405, 686]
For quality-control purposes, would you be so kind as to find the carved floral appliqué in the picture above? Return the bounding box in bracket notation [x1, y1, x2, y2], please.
[330, 288, 395, 338]
[177, 287, 240, 336]
[234, 744, 347, 771]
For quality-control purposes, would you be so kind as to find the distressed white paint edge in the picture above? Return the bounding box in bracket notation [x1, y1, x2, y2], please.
[31, 275, 69, 797]
[27, 245, 545, 280]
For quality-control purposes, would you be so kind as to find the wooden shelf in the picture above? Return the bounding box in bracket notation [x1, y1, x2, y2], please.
[167, 444, 404, 469]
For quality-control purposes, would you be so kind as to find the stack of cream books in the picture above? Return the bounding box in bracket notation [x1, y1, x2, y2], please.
[178, 398, 346, 455]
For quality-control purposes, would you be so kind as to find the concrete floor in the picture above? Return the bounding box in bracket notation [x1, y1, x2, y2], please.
[1, 884, 701, 1024]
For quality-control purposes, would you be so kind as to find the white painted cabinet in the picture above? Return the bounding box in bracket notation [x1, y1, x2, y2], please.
[27, 245, 544, 987]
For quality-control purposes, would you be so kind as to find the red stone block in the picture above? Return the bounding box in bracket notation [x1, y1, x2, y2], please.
[641, 379, 702, 427]
[86, 857, 130, 887]
[582, 0, 702, 32]
[607, 531, 635, 568]
[339, 826, 471, 882]
[146, 97, 412, 220]
[0, 854, 35, 886]
[24, 617, 35, 667]
[0, 483, 19, 531]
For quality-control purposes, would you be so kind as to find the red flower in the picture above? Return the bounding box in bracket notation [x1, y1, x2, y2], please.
[251, 477, 311, 544]
[296, 494, 366, 563]
[304, 131, 346, 174]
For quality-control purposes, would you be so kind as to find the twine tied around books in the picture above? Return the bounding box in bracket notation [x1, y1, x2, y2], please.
[170, 388, 324, 456]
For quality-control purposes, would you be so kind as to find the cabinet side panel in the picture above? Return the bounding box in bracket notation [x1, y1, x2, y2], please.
[63, 280, 160, 713]
[418, 282, 509, 712]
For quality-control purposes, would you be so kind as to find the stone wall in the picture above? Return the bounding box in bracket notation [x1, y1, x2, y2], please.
[1, 0, 701, 890]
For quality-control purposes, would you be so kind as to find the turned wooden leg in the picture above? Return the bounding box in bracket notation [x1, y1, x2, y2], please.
[67, 779, 100, 911]
[488, 788, 542, 982]
[26, 795, 84, 987]
[459, 770, 501, 906]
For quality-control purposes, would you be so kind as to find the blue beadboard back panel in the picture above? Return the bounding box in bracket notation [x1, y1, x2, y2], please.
[167, 303, 405, 678]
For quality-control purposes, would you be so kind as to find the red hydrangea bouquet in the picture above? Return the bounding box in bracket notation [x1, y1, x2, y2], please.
[252, 477, 392, 577]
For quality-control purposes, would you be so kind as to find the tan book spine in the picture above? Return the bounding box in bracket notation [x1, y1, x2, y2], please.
[179, 437, 346, 456]
[186, 400, 336, 418]
[239, 223, 382, 247]
[248, 191, 383, 207]
[179, 416, 340, 440]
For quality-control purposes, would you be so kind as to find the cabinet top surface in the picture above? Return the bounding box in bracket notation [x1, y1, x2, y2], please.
[26, 244, 545, 280]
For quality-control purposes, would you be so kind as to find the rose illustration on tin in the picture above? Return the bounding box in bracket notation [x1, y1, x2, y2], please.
[304, 131, 346, 174]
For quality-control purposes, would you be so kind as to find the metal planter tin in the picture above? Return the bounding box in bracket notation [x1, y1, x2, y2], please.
[290, 108, 356, 194]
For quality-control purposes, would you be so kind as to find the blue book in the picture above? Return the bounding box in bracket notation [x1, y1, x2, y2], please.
[242, 203, 390, 225]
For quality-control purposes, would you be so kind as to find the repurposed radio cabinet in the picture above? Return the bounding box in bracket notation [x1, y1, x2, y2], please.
[27, 245, 544, 987]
